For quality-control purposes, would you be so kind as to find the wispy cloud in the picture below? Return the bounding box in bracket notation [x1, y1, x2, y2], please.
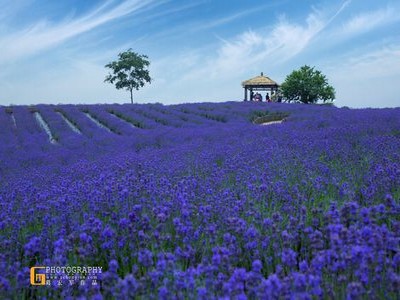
[330, 44, 400, 80]
[144, 2, 353, 104]
[317, 38, 400, 108]
[339, 4, 400, 36]
[0, 0, 156, 65]
[193, 4, 282, 32]
[142, 0, 204, 21]
[197, 11, 251, 31]
[0, 0, 32, 22]
[181, 1, 349, 81]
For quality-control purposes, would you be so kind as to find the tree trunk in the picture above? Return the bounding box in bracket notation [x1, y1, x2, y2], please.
[130, 89, 133, 104]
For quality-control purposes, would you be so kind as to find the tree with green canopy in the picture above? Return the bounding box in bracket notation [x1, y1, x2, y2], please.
[280, 65, 335, 104]
[105, 49, 151, 104]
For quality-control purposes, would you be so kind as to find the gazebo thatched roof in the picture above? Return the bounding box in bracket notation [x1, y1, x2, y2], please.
[242, 72, 279, 87]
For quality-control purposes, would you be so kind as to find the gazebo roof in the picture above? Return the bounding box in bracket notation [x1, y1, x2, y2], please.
[242, 72, 279, 87]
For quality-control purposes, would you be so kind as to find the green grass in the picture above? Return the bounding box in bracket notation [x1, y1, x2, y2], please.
[249, 110, 290, 124]
[108, 109, 146, 129]
[28, 106, 38, 113]
[81, 108, 121, 134]
[54, 108, 83, 132]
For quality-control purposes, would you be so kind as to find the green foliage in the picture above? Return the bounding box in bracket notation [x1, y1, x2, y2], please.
[200, 113, 227, 123]
[108, 109, 146, 129]
[392, 129, 400, 137]
[198, 106, 214, 111]
[180, 108, 190, 114]
[5, 107, 13, 114]
[134, 108, 174, 126]
[55, 108, 82, 132]
[319, 102, 335, 107]
[249, 110, 289, 124]
[28, 106, 38, 113]
[105, 49, 152, 104]
[281, 65, 335, 104]
[178, 108, 227, 123]
[52, 133, 60, 143]
[81, 108, 121, 135]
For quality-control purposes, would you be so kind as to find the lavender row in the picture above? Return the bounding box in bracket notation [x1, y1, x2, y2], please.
[130, 104, 185, 128]
[106, 104, 161, 129]
[148, 103, 207, 127]
[80, 105, 129, 136]
[57, 105, 114, 142]
[36, 105, 84, 146]
[0, 107, 17, 148]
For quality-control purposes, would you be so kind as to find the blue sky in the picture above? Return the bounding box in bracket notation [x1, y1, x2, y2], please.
[0, 0, 399, 108]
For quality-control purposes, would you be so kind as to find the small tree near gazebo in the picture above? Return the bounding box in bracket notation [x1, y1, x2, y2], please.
[242, 72, 279, 101]
[280, 65, 335, 104]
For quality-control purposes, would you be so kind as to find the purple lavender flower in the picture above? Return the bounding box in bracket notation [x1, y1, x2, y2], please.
[197, 287, 207, 299]
[252, 260, 262, 273]
[115, 274, 138, 298]
[0, 276, 10, 292]
[282, 248, 297, 268]
[346, 282, 364, 300]
[23, 236, 41, 257]
[138, 249, 153, 268]
[158, 286, 169, 299]
[108, 259, 118, 273]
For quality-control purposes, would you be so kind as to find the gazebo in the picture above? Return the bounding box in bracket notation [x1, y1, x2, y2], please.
[242, 72, 279, 101]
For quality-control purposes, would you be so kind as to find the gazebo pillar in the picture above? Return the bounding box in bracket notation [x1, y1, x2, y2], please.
[244, 87, 248, 101]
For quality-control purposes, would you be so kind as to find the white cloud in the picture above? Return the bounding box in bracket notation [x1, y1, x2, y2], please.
[122, 2, 353, 105]
[347, 47, 400, 78]
[210, 14, 322, 75]
[164, 1, 349, 91]
[1, 60, 127, 105]
[143, 1, 400, 107]
[339, 5, 400, 36]
[192, 4, 276, 32]
[327, 44, 400, 80]
[0, 0, 32, 22]
[192, 1, 352, 80]
[327, 45, 400, 107]
[0, 0, 155, 65]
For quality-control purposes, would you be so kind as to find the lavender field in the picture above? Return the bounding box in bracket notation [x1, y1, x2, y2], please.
[0, 102, 399, 299]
